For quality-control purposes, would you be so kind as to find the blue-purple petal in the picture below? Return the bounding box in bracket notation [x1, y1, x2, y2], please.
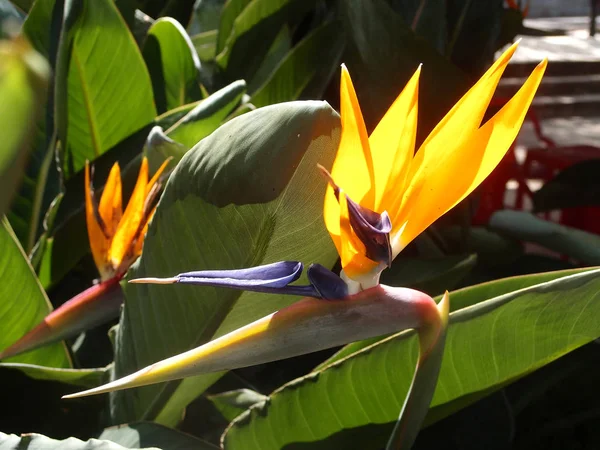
[307, 264, 348, 300]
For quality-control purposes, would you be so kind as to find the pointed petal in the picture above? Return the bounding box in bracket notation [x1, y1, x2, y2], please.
[396, 59, 547, 253]
[323, 65, 374, 252]
[0, 277, 122, 360]
[391, 43, 523, 255]
[63, 285, 433, 399]
[85, 162, 111, 278]
[108, 157, 149, 272]
[98, 163, 122, 238]
[131, 205, 154, 260]
[370, 66, 420, 218]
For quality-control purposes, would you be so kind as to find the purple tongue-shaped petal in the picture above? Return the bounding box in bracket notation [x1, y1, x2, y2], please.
[130, 261, 351, 300]
[307, 264, 348, 300]
[345, 196, 392, 268]
[178, 261, 303, 287]
[133, 261, 319, 297]
[176, 261, 318, 296]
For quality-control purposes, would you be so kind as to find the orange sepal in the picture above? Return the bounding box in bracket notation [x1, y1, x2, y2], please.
[85, 162, 111, 279]
[98, 163, 122, 238]
[108, 157, 148, 271]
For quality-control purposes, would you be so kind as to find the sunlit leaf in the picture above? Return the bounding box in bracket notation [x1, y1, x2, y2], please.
[143, 17, 203, 114]
[223, 268, 600, 449]
[0, 218, 70, 368]
[55, 0, 156, 178]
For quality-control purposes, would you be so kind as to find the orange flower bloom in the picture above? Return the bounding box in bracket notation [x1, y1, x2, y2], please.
[85, 156, 169, 280]
[323, 42, 547, 291]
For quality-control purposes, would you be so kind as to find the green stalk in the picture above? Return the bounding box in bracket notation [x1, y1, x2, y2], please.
[386, 291, 450, 450]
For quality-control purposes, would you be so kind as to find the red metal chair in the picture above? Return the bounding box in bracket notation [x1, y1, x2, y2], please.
[472, 97, 600, 234]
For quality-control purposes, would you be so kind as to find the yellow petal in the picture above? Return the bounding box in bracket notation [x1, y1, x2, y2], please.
[131, 204, 156, 260]
[323, 65, 374, 250]
[98, 163, 122, 238]
[108, 157, 148, 271]
[396, 57, 547, 253]
[369, 66, 420, 222]
[84, 162, 111, 278]
[391, 43, 520, 253]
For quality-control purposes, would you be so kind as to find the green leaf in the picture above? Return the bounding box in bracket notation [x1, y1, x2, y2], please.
[216, 0, 251, 53]
[489, 210, 600, 265]
[215, 0, 317, 83]
[532, 160, 600, 212]
[191, 29, 218, 61]
[208, 389, 268, 422]
[340, 0, 467, 144]
[0, 217, 70, 367]
[0, 432, 154, 450]
[7, 0, 32, 14]
[0, 363, 108, 388]
[99, 422, 219, 450]
[0, 37, 49, 220]
[8, 0, 62, 253]
[56, 0, 156, 178]
[251, 20, 344, 108]
[111, 100, 341, 426]
[166, 79, 246, 150]
[246, 25, 291, 94]
[223, 267, 600, 449]
[320, 267, 591, 369]
[143, 17, 203, 114]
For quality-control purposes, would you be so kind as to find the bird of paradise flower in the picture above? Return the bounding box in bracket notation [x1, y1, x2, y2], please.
[64, 42, 546, 448]
[0, 157, 169, 359]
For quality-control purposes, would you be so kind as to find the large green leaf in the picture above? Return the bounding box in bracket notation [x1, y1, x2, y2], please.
[111, 101, 340, 426]
[251, 20, 344, 108]
[489, 210, 600, 264]
[0, 37, 49, 221]
[0, 218, 70, 367]
[223, 267, 600, 449]
[321, 267, 591, 368]
[99, 422, 218, 450]
[215, 0, 317, 83]
[143, 17, 203, 114]
[56, 0, 156, 178]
